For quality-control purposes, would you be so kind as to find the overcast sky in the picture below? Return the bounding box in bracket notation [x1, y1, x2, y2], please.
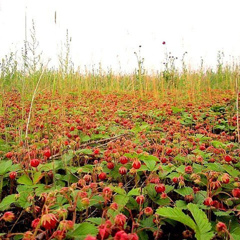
[0, 0, 240, 73]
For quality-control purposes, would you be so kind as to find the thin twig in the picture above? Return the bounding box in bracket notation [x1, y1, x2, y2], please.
[49, 132, 134, 160]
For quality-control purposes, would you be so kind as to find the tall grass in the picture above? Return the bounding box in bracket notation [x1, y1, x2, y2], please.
[0, 21, 239, 101]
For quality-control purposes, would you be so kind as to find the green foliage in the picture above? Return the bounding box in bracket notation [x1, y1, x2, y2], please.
[157, 204, 214, 240]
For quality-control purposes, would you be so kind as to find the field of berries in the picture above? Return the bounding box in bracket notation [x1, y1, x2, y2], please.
[0, 88, 240, 240]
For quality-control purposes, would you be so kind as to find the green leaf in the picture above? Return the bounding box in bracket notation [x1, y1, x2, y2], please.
[0, 194, 16, 210]
[156, 207, 196, 231]
[127, 188, 141, 196]
[86, 217, 102, 225]
[18, 191, 32, 208]
[187, 203, 214, 240]
[111, 186, 126, 195]
[76, 149, 93, 155]
[33, 172, 43, 184]
[67, 222, 98, 239]
[140, 155, 158, 171]
[114, 195, 129, 210]
[0, 160, 12, 175]
[223, 164, 240, 178]
[17, 174, 33, 185]
[175, 200, 187, 209]
[174, 187, 193, 197]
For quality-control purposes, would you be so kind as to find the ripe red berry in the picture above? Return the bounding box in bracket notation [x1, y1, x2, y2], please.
[216, 222, 227, 233]
[119, 166, 127, 175]
[144, 207, 153, 216]
[44, 150, 51, 159]
[5, 152, 13, 159]
[155, 184, 166, 193]
[107, 162, 114, 169]
[2, 211, 15, 222]
[199, 144, 206, 151]
[93, 148, 100, 155]
[232, 188, 240, 198]
[98, 172, 107, 180]
[172, 177, 178, 183]
[31, 218, 40, 228]
[136, 195, 145, 205]
[41, 213, 58, 230]
[132, 159, 141, 169]
[30, 159, 40, 168]
[114, 214, 127, 227]
[70, 126, 75, 131]
[9, 171, 17, 180]
[203, 197, 213, 206]
[185, 165, 193, 174]
[120, 156, 128, 164]
[224, 155, 232, 163]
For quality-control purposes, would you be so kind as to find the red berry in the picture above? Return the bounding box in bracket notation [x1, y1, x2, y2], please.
[185, 166, 193, 174]
[132, 159, 141, 169]
[144, 207, 153, 216]
[9, 171, 17, 180]
[136, 195, 145, 205]
[70, 126, 75, 131]
[41, 213, 58, 230]
[30, 159, 40, 168]
[232, 188, 240, 198]
[94, 148, 100, 155]
[5, 152, 13, 159]
[107, 162, 114, 169]
[120, 156, 128, 164]
[119, 166, 127, 175]
[98, 172, 107, 180]
[44, 150, 51, 159]
[203, 197, 213, 206]
[216, 222, 227, 233]
[199, 144, 206, 151]
[172, 177, 178, 183]
[2, 211, 15, 222]
[155, 184, 166, 193]
[224, 155, 232, 162]
[31, 218, 40, 228]
[114, 214, 127, 227]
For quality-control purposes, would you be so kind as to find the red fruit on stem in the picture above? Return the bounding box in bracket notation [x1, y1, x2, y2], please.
[114, 214, 127, 227]
[5, 152, 13, 159]
[203, 197, 213, 206]
[44, 150, 51, 159]
[120, 156, 128, 164]
[98, 172, 107, 180]
[224, 155, 232, 162]
[2, 211, 15, 222]
[114, 230, 128, 240]
[132, 159, 141, 169]
[144, 207, 153, 216]
[31, 218, 40, 228]
[107, 162, 114, 169]
[216, 222, 227, 233]
[93, 148, 100, 155]
[41, 213, 58, 230]
[30, 159, 40, 168]
[9, 171, 17, 180]
[155, 184, 166, 193]
[119, 166, 127, 175]
[232, 188, 240, 198]
[136, 195, 145, 205]
[185, 165, 193, 174]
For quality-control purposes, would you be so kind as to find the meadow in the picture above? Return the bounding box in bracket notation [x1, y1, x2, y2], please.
[0, 36, 240, 240]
